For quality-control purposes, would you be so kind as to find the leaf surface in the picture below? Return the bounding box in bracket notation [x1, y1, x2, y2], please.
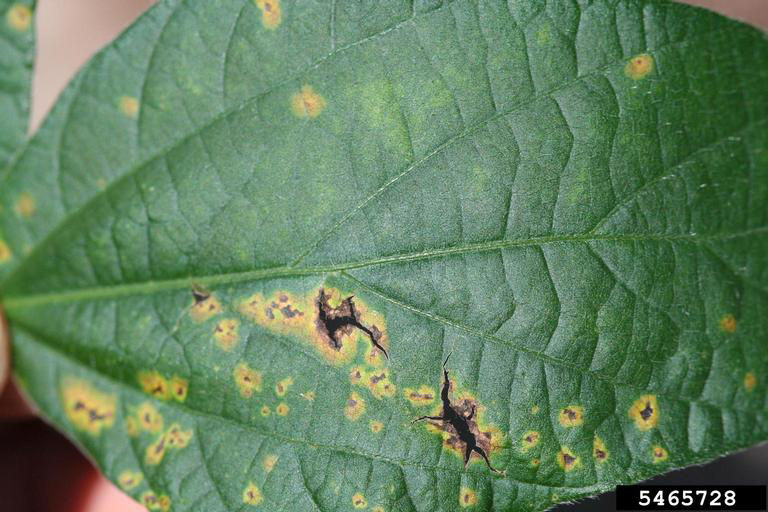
[2, 1, 768, 511]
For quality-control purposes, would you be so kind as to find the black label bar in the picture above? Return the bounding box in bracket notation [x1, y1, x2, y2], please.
[616, 485, 767, 511]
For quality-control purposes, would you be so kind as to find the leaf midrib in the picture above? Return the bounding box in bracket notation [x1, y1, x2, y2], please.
[4, 227, 766, 309]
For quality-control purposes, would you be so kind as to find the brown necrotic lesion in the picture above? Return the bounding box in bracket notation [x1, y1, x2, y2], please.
[316, 288, 388, 358]
[412, 356, 501, 473]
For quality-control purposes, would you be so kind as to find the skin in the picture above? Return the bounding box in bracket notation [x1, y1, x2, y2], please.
[0, 1, 764, 510]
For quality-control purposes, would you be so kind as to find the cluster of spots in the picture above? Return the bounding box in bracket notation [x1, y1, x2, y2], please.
[593, 436, 609, 463]
[628, 395, 659, 431]
[262, 454, 278, 473]
[291, 85, 326, 119]
[117, 470, 143, 491]
[459, 487, 477, 508]
[625, 53, 654, 80]
[145, 422, 193, 465]
[369, 420, 384, 434]
[521, 431, 539, 452]
[14, 193, 36, 218]
[234, 362, 262, 398]
[403, 385, 435, 406]
[141, 491, 171, 511]
[189, 288, 222, 323]
[60, 378, 116, 436]
[744, 372, 757, 392]
[214, 318, 240, 351]
[6, 3, 31, 31]
[243, 482, 263, 506]
[350, 365, 396, 400]
[558, 406, 584, 428]
[119, 96, 139, 119]
[720, 314, 738, 333]
[238, 287, 389, 367]
[345, 392, 366, 421]
[254, 0, 281, 29]
[137, 371, 188, 402]
[556, 447, 580, 472]
[415, 361, 503, 472]
[0, 240, 12, 264]
[352, 493, 368, 509]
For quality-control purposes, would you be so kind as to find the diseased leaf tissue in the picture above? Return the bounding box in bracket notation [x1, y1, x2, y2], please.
[1, 0, 768, 511]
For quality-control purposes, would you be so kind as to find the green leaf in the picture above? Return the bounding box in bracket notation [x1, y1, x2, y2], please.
[2, 0, 768, 510]
[0, 0, 34, 170]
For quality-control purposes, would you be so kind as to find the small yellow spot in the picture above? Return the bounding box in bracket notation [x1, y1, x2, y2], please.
[260, 405, 271, 417]
[651, 444, 669, 463]
[404, 386, 436, 406]
[291, 85, 326, 119]
[137, 402, 164, 433]
[372, 507, 386, 512]
[276, 402, 290, 416]
[255, 0, 281, 29]
[531, 405, 540, 414]
[530, 458, 540, 467]
[744, 372, 757, 392]
[367, 369, 396, 400]
[593, 436, 609, 463]
[157, 495, 171, 512]
[628, 395, 659, 431]
[214, 318, 240, 351]
[556, 447, 580, 472]
[14, 193, 36, 218]
[301, 391, 316, 401]
[275, 377, 293, 397]
[145, 434, 167, 465]
[349, 366, 367, 386]
[558, 405, 584, 427]
[138, 371, 170, 401]
[6, 4, 31, 31]
[345, 392, 365, 421]
[370, 420, 384, 433]
[164, 423, 193, 449]
[625, 53, 654, 80]
[141, 491, 159, 510]
[243, 482, 263, 505]
[124, 417, 139, 437]
[521, 430, 540, 452]
[262, 454, 278, 473]
[352, 492, 368, 509]
[720, 314, 737, 333]
[170, 375, 188, 402]
[234, 362, 262, 398]
[0, 240, 12, 264]
[60, 378, 116, 436]
[190, 292, 222, 323]
[459, 487, 477, 508]
[117, 470, 143, 490]
[119, 96, 139, 119]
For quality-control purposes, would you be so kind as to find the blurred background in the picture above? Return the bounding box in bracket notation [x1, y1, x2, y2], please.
[14, 0, 768, 510]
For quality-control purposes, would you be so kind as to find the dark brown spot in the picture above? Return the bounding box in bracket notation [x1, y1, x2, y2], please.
[563, 453, 576, 467]
[315, 289, 388, 358]
[640, 402, 654, 421]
